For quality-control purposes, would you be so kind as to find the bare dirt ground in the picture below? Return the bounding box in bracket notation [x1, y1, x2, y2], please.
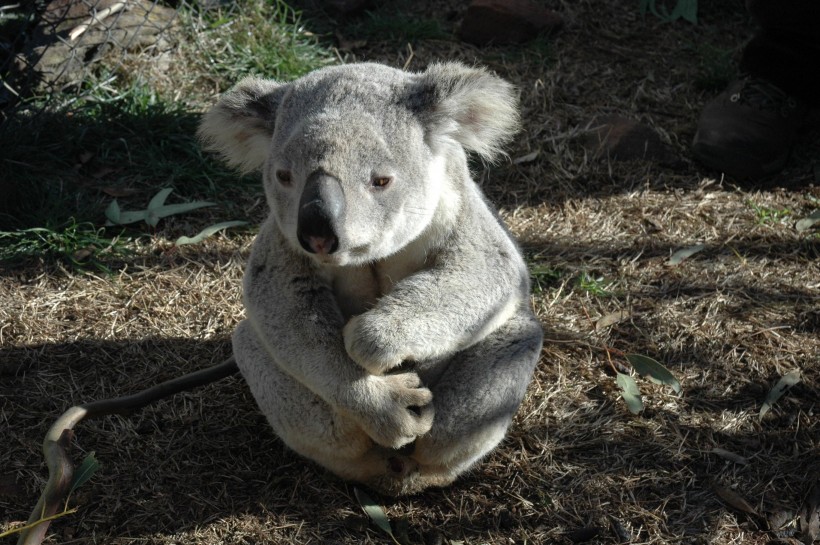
[2, 1, 819, 544]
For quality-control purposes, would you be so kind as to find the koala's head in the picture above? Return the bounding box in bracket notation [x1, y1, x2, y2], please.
[199, 62, 519, 266]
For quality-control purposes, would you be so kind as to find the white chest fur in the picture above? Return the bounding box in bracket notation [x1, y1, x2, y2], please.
[322, 237, 431, 319]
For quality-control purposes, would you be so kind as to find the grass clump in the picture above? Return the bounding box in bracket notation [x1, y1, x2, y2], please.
[0, 0, 337, 271]
[181, 0, 335, 88]
[530, 263, 564, 294]
[747, 200, 792, 225]
[0, 84, 245, 231]
[0, 221, 129, 272]
[576, 271, 613, 297]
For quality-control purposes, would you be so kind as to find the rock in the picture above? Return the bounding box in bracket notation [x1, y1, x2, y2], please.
[13, 0, 179, 93]
[583, 115, 677, 163]
[459, 0, 563, 46]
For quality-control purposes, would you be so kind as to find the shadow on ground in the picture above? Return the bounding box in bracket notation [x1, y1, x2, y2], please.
[2, 329, 818, 543]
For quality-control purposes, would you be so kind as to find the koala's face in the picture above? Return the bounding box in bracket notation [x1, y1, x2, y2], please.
[263, 69, 444, 266]
[199, 62, 520, 267]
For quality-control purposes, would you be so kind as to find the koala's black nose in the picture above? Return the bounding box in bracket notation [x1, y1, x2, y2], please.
[297, 171, 344, 255]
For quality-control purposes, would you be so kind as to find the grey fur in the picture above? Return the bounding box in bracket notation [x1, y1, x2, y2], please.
[199, 61, 543, 495]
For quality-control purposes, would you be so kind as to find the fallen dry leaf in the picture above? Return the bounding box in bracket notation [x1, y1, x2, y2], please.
[710, 447, 749, 465]
[513, 150, 540, 164]
[595, 310, 631, 330]
[767, 509, 798, 539]
[799, 481, 820, 543]
[712, 482, 759, 517]
[72, 247, 95, 262]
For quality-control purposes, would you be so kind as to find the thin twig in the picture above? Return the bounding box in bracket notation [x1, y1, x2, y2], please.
[17, 357, 238, 545]
[402, 43, 414, 71]
[69, 1, 128, 42]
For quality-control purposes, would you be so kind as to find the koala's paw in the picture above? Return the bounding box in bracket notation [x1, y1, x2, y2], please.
[354, 372, 434, 450]
[343, 314, 408, 375]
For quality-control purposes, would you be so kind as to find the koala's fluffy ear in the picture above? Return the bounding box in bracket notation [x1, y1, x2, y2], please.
[198, 77, 288, 174]
[406, 62, 520, 161]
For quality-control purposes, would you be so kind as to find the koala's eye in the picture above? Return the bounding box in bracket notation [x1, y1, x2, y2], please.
[275, 170, 292, 186]
[371, 176, 392, 189]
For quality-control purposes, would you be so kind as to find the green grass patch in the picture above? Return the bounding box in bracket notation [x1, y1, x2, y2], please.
[530, 263, 564, 294]
[0, 84, 248, 231]
[748, 201, 792, 225]
[576, 272, 613, 297]
[0, 221, 130, 272]
[185, 0, 335, 84]
[526, 250, 566, 294]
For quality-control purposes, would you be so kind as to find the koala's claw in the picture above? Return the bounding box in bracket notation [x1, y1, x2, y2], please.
[354, 372, 434, 449]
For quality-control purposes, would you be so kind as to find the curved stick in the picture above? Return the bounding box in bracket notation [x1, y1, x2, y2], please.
[18, 357, 239, 545]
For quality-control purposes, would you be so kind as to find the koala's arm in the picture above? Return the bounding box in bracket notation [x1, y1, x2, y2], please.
[240, 219, 433, 448]
[344, 196, 533, 374]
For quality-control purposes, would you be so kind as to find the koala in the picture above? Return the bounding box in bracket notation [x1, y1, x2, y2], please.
[198, 61, 543, 495]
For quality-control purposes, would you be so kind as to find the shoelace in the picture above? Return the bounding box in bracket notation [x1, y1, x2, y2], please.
[729, 75, 802, 117]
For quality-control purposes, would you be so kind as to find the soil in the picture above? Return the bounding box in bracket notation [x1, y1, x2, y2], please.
[2, 1, 819, 544]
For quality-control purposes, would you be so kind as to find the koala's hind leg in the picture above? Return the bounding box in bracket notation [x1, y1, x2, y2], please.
[232, 321, 389, 483]
[407, 305, 543, 492]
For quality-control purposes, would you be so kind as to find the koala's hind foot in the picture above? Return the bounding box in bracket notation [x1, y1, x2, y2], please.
[366, 455, 460, 496]
[409, 306, 543, 484]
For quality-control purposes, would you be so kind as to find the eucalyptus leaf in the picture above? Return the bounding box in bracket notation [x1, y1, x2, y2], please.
[105, 188, 215, 227]
[104, 199, 121, 224]
[640, 0, 697, 23]
[513, 150, 540, 164]
[626, 354, 682, 394]
[106, 206, 148, 226]
[175, 221, 248, 246]
[669, 0, 697, 23]
[153, 201, 215, 219]
[145, 209, 161, 227]
[796, 209, 820, 232]
[117, 210, 149, 225]
[760, 369, 801, 419]
[147, 187, 174, 211]
[712, 482, 759, 516]
[667, 244, 706, 266]
[595, 310, 631, 331]
[616, 372, 643, 414]
[354, 487, 394, 539]
[68, 452, 100, 498]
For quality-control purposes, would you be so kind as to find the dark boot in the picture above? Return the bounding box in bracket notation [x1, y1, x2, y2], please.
[691, 75, 808, 180]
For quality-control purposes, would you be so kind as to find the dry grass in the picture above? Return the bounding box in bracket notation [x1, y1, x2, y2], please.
[2, 1, 819, 544]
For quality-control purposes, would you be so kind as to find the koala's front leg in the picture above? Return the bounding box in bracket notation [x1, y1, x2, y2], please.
[344, 219, 531, 374]
[241, 221, 433, 449]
